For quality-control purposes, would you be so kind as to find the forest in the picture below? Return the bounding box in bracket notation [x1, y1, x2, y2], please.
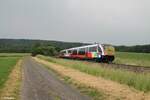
[0, 39, 149, 54]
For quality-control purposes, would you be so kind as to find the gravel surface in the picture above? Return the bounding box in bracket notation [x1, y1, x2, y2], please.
[21, 57, 91, 100]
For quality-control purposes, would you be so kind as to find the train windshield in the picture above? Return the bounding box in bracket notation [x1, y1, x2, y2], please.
[98, 46, 102, 53]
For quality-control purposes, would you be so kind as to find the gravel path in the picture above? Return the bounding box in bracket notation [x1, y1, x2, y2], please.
[21, 57, 91, 100]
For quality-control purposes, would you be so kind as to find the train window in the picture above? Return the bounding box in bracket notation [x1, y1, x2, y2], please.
[89, 46, 97, 52]
[72, 49, 77, 55]
[68, 50, 72, 54]
[98, 47, 102, 53]
[78, 48, 85, 55]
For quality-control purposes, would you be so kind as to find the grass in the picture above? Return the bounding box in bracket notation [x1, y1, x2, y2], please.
[63, 76, 106, 100]
[43, 63, 106, 100]
[0, 56, 21, 89]
[0, 53, 24, 99]
[114, 52, 150, 67]
[0, 59, 22, 100]
[37, 55, 150, 92]
[0, 53, 30, 57]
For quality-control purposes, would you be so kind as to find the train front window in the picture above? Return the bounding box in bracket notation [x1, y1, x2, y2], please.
[98, 46, 102, 53]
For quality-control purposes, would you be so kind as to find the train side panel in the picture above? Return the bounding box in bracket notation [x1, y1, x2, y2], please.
[59, 44, 115, 62]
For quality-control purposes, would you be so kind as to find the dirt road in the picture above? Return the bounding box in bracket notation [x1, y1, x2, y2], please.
[21, 57, 90, 100]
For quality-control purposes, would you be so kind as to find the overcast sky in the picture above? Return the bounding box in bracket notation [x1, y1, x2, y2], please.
[0, 0, 150, 45]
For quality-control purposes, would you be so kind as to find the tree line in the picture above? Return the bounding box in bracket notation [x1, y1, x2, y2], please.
[0, 39, 149, 56]
[115, 45, 150, 53]
[0, 39, 86, 56]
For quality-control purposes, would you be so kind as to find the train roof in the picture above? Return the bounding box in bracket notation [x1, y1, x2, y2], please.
[69, 44, 98, 49]
[60, 44, 114, 52]
[60, 44, 99, 51]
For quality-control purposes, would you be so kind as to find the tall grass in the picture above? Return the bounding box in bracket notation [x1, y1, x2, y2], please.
[114, 52, 150, 67]
[0, 57, 20, 89]
[37, 55, 150, 92]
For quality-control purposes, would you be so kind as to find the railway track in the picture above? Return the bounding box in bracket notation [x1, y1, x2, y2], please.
[54, 56, 150, 73]
[58, 58, 150, 73]
[99, 63, 150, 73]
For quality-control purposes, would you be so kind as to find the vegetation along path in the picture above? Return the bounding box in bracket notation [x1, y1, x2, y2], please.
[34, 57, 150, 100]
[0, 59, 22, 100]
[21, 57, 90, 100]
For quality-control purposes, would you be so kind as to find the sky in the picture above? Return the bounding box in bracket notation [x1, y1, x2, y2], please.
[0, 0, 150, 45]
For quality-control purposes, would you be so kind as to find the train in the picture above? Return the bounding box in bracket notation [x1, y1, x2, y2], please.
[59, 44, 115, 63]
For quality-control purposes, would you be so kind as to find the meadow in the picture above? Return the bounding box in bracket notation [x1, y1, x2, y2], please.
[114, 52, 150, 67]
[0, 53, 30, 57]
[0, 53, 25, 89]
[37, 52, 150, 92]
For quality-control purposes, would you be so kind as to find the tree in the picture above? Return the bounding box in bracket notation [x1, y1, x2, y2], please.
[31, 44, 58, 56]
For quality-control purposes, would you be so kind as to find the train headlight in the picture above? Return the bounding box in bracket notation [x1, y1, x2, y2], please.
[98, 54, 101, 58]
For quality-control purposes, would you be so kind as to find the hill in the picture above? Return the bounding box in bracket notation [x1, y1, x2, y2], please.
[0, 39, 149, 53]
[0, 39, 87, 53]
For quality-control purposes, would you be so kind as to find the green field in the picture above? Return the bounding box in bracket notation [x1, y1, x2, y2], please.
[0, 53, 30, 57]
[37, 54, 150, 92]
[114, 52, 150, 67]
[0, 54, 23, 89]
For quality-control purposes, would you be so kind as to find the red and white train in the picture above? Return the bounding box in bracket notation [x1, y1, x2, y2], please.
[59, 44, 115, 62]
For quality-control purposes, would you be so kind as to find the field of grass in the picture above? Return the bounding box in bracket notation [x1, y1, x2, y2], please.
[0, 54, 22, 89]
[37, 55, 150, 92]
[114, 52, 150, 67]
[0, 53, 30, 57]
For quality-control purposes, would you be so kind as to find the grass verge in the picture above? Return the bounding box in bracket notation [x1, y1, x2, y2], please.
[0, 58, 22, 100]
[0, 53, 30, 57]
[62, 76, 106, 100]
[37, 55, 150, 92]
[0, 57, 21, 89]
[42, 63, 106, 100]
